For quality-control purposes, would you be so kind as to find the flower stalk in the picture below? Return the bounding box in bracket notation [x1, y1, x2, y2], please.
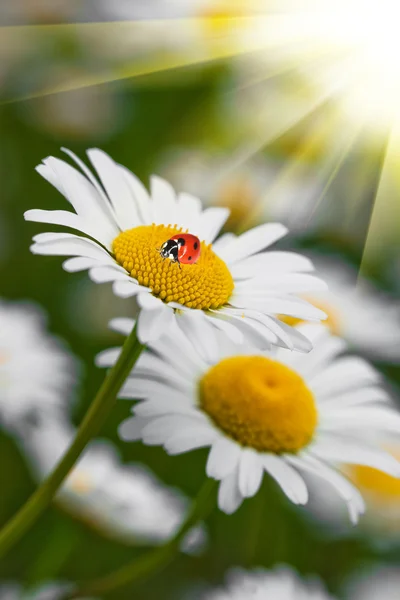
[65, 478, 217, 598]
[0, 323, 144, 559]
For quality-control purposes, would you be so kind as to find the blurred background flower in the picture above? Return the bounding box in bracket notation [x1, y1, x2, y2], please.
[1, 0, 400, 598]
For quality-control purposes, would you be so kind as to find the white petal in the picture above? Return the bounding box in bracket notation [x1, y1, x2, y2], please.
[119, 164, 153, 224]
[38, 156, 118, 239]
[196, 207, 229, 243]
[120, 377, 185, 400]
[262, 455, 308, 505]
[238, 449, 264, 498]
[311, 357, 380, 397]
[89, 265, 130, 283]
[234, 273, 327, 294]
[62, 257, 101, 272]
[137, 305, 174, 343]
[137, 293, 163, 310]
[206, 437, 241, 479]
[95, 347, 121, 367]
[288, 454, 365, 524]
[229, 295, 327, 322]
[24, 209, 115, 248]
[141, 415, 194, 445]
[113, 280, 149, 298]
[176, 310, 220, 363]
[212, 232, 237, 254]
[217, 223, 288, 264]
[165, 428, 218, 454]
[310, 439, 400, 477]
[230, 251, 314, 279]
[151, 175, 178, 226]
[30, 233, 113, 262]
[218, 468, 244, 514]
[118, 417, 147, 441]
[108, 317, 135, 335]
[87, 148, 140, 230]
[204, 312, 244, 345]
[135, 396, 197, 418]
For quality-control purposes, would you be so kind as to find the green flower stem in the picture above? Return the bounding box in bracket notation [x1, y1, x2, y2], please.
[0, 323, 144, 559]
[66, 478, 217, 599]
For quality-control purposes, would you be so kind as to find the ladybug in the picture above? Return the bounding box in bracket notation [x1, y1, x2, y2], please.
[158, 234, 201, 268]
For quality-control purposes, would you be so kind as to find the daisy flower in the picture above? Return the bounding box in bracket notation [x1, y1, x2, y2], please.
[345, 565, 400, 600]
[159, 147, 327, 235]
[24, 148, 326, 347]
[198, 565, 335, 600]
[280, 254, 400, 363]
[0, 299, 77, 433]
[19, 414, 205, 552]
[100, 318, 400, 522]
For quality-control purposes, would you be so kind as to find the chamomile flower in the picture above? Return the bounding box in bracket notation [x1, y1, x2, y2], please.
[280, 254, 400, 362]
[24, 148, 326, 347]
[101, 318, 400, 522]
[159, 148, 327, 234]
[0, 299, 76, 432]
[198, 566, 335, 600]
[20, 415, 205, 552]
[345, 565, 400, 600]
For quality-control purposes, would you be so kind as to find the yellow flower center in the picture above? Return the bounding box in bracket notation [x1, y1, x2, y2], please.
[199, 355, 318, 453]
[113, 224, 234, 310]
[279, 298, 341, 335]
[68, 471, 93, 495]
[349, 453, 400, 501]
[215, 178, 258, 232]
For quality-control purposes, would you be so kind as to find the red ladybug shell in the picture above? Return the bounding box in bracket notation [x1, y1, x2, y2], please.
[170, 234, 201, 264]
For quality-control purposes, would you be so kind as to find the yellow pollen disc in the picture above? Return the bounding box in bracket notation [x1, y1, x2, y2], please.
[113, 224, 234, 310]
[199, 355, 317, 453]
[279, 298, 341, 336]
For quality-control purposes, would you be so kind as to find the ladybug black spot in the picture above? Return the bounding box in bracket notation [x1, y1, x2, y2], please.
[193, 242, 198, 250]
[177, 237, 185, 246]
[188, 256, 192, 261]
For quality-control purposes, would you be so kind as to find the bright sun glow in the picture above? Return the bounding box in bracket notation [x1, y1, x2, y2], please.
[247, 0, 400, 131]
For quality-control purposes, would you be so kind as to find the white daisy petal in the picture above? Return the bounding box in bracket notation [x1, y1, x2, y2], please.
[310, 439, 400, 477]
[165, 428, 218, 455]
[95, 348, 121, 368]
[239, 449, 264, 498]
[108, 318, 136, 336]
[289, 454, 365, 524]
[230, 251, 314, 279]
[87, 148, 140, 230]
[196, 207, 230, 243]
[113, 281, 150, 298]
[24, 209, 114, 248]
[218, 467, 244, 514]
[38, 157, 117, 241]
[119, 416, 149, 441]
[151, 175, 178, 226]
[30, 234, 112, 261]
[137, 305, 175, 344]
[62, 257, 102, 272]
[119, 164, 153, 224]
[206, 437, 242, 480]
[217, 223, 288, 264]
[262, 455, 308, 505]
[89, 265, 130, 283]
